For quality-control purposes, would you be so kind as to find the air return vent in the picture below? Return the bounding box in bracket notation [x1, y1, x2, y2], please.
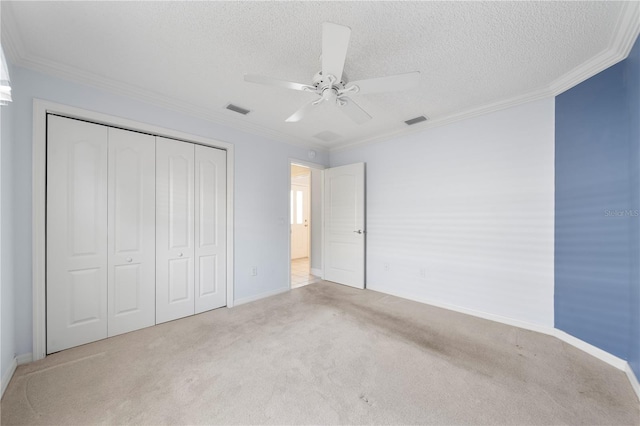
[404, 115, 428, 125]
[225, 103, 251, 115]
[314, 131, 340, 142]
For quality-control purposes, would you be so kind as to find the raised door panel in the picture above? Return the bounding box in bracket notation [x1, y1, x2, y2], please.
[107, 128, 156, 336]
[194, 145, 226, 314]
[156, 137, 195, 323]
[47, 115, 108, 353]
[324, 163, 365, 288]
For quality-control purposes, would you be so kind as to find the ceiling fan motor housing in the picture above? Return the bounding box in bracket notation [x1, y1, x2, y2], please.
[313, 71, 347, 91]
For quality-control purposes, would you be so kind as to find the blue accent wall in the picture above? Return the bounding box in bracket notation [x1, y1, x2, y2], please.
[626, 38, 640, 379]
[556, 37, 640, 372]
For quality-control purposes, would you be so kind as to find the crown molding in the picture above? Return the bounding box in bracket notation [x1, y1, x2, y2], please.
[333, 1, 640, 153]
[0, 3, 327, 153]
[548, 0, 640, 96]
[3, 1, 638, 154]
[17, 52, 328, 152]
[331, 87, 552, 153]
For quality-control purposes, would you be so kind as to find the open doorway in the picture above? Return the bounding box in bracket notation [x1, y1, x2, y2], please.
[290, 163, 321, 288]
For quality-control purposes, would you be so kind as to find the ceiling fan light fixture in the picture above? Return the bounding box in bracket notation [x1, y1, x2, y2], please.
[404, 115, 428, 125]
[225, 103, 251, 115]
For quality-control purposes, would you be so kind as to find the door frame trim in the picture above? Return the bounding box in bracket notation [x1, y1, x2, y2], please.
[32, 99, 236, 361]
[288, 159, 325, 289]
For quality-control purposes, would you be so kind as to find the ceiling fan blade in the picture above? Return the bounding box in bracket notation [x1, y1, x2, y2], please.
[285, 100, 320, 123]
[338, 97, 371, 125]
[322, 22, 351, 82]
[244, 74, 315, 92]
[348, 71, 421, 94]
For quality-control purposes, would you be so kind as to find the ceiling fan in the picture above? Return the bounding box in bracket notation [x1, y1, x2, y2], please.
[244, 22, 420, 124]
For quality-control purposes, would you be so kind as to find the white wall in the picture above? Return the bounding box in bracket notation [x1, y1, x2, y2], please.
[8, 65, 329, 358]
[331, 98, 555, 327]
[1, 68, 15, 382]
[4, 61, 555, 364]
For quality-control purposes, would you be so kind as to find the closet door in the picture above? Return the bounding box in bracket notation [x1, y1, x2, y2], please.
[156, 137, 195, 323]
[195, 145, 227, 313]
[107, 128, 156, 336]
[47, 116, 108, 353]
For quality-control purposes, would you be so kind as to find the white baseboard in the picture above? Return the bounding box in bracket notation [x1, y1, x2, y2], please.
[16, 353, 33, 365]
[625, 363, 640, 402]
[233, 286, 289, 306]
[368, 285, 553, 336]
[1, 352, 33, 400]
[552, 330, 627, 370]
[310, 268, 322, 278]
[368, 285, 640, 400]
[1, 358, 18, 399]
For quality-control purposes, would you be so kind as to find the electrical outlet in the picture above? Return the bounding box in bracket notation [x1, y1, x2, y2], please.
[419, 268, 427, 278]
[251, 266, 258, 276]
[384, 263, 390, 272]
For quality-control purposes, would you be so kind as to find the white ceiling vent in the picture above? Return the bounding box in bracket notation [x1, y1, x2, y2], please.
[313, 131, 340, 142]
[404, 116, 428, 125]
[225, 103, 251, 115]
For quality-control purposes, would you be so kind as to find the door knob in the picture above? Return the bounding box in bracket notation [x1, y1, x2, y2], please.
[126, 257, 132, 263]
[353, 230, 364, 234]
[178, 252, 183, 257]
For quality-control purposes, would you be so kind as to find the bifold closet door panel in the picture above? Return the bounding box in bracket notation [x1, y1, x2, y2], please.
[47, 116, 108, 353]
[156, 137, 195, 323]
[107, 128, 156, 336]
[195, 145, 227, 314]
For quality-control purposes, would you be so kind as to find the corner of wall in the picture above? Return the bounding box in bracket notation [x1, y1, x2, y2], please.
[0, 356, 17, 399]
[625, 363, 640, 402]
[1, 352, 32, 399]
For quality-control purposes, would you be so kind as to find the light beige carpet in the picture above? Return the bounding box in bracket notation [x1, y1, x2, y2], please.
[1, 281, 638, 425]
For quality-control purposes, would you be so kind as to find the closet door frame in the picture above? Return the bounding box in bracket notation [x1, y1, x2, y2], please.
[32, 99, 235, 361]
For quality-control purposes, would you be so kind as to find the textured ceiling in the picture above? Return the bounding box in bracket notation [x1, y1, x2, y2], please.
[2, 1, 638, 150]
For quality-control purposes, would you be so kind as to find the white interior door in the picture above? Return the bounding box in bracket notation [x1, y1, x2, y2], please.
[107, 128, 156, 336]
[47, 116, 108, 353]
[194, 144, 227, 314]
[291, 183, 310, 259]
[323, 163, 365, 288]
[156, 137, 195, 323]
